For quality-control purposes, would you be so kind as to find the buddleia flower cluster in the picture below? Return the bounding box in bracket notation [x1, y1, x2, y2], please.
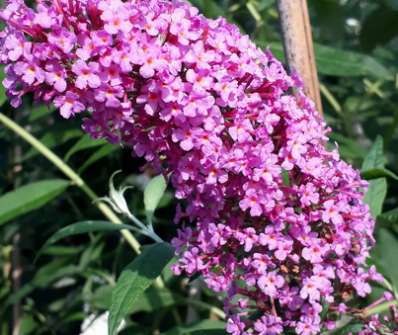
[1, 0, 396, 333]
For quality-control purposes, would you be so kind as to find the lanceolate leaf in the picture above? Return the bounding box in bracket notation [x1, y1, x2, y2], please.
[37, 221, 137, 259]
[362, 136, 388, 218]
[372, 228, 398, 289]
[108, 243, 175, 335]
[64, 134, 107, 161]
[0, 65, 6, 106]
[189, 0, 224, 18]
[333, 323, 363, 335]
[361, 168, 398, 181]
[89, 286, 178, 313]
[0, 179, 69, 225]
[78, 144, 117, 173]
[364, 179, 387, 218]
[378, 207, 398, 225]
[268, 43, 390, 79]
[361, 136, 385, 171]
[144, 175, 167, 222]
[162, 320, 226, 335]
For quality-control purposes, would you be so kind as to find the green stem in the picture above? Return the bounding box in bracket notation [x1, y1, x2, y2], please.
[320, 84, 343, 116]
[182, 298, 226, 319]
[0, 112, 141, 254]
[363, 300, 398, 318]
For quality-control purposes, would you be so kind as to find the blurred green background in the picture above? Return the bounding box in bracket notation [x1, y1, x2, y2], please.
[1, 0, 398, 334]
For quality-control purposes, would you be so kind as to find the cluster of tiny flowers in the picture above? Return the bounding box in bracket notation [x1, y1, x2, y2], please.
[1, 0, 396, 333]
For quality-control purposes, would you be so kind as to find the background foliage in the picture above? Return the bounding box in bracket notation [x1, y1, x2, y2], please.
[1, 0, 398, 334]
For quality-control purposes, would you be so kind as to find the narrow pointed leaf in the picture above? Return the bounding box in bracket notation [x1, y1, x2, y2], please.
[162, 320, 226, 335]
[144, 175, 167, 221]
[37, 221, 137, 260]
[378, 208, 398, 225]
[64, 134, 107, 161]
[79, 144, 117, 173]
[108, 243, 174, 335]
[361, 136, 387, 218]
[361, 168, 398, 181]
[364, 179, 387, 218]
[268, 43, 390, 79]
[361, 136, 385, 171]
[0, 179, 69, 225]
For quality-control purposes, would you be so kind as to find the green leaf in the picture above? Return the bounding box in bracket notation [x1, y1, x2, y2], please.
[361, 136, 385, 171]
[0, 179, 69, 225]
[372, 228, 398, 289]
[268, 43, 391, 79]
[281, 169, 290, 186]
[5, 259, 80, 306]
[364, 178, 387, 218]
[378, 207, 398, 225]
[20, 314, 38, 335]
[90, 286, 178, 313]
[189, 0, 224, 18]
[0, 65, 6, 106]
[23, 129, 82, 161]
[78, 144, 117, 173]
[108, 243, 175, 335]
[64, 134, 107, 161]
[144, 175, 167, 222]
[41, 245, 85, 256]
[361, 136, 387, 217]
[162, 320, 226, 335]
[119, 324, 151, 335]
[329, 133, 367, 160]
[37, 221, 136, 259]
[361, 168, 398, 181]
[333, 323, 363, 334]
[28, 105, 55, 122]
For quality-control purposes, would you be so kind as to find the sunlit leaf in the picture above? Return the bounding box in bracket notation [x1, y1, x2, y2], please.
[0, 179, 69, 225]
[144, 175, 167, 222]
[108, 243, 175, 335]
[0, 65, 6, 106]
[90, 286, 178, 314]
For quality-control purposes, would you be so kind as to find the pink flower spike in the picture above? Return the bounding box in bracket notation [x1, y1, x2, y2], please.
[54, 92, 85, 119]
[14, 62, 45, 85]
[258, 271, 284, 298]
[72, 60, 101, 89]
[4, 34, 24, 61]
[33, 11, 53, 28]
[47, 29, 76, 54]
[322, 199, 343, 225]
[45, 63, 67, 92]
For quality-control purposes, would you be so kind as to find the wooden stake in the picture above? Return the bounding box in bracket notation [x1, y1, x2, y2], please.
[276, 0, 323, 115]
